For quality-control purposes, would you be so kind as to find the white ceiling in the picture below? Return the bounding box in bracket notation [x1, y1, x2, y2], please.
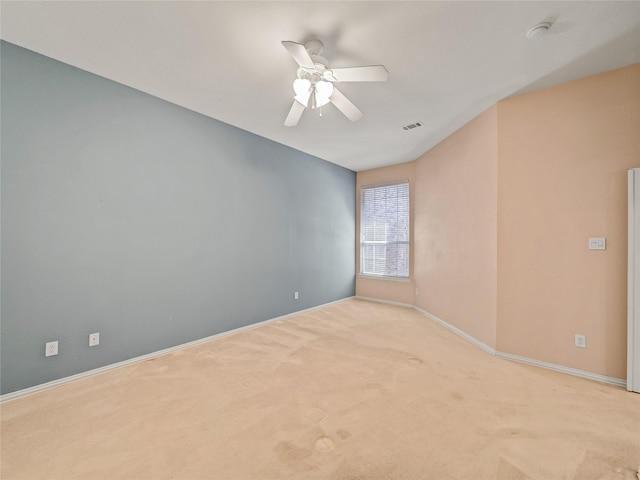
[1, 1, 639, 172]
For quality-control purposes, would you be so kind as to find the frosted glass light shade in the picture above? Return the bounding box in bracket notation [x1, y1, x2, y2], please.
[293, 78, 311, 96]
[315, 80, 334, 100]
[315, 93, 331, 108]
[294, 91, 311, 107]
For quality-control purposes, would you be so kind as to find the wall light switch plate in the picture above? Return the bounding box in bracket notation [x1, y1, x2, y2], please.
[588, 237, 606, 250]
[294, 291, 299, 300]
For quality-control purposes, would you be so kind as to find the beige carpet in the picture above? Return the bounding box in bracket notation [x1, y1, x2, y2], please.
[2, 299, 639, 479]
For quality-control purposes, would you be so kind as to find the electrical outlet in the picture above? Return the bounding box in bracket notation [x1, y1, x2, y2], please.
[89, 332, 100, 347]
[45, 341, 59, 357]
[415, 287, 419, 296]
[294, 291, 299, 300]
[575, 334, 586, 348]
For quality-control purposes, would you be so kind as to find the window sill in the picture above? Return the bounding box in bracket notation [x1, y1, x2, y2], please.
[358, 274, 411, 283]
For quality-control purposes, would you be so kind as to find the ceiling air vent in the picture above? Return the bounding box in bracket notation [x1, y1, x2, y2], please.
[402, 121, 423, 131]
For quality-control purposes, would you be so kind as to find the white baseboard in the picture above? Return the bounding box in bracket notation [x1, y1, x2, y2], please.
[411, 305, 626, 388]
[3, 296, 626, 401]
[354, 295, 414, 309]
[494, 351, 626, 387]
[0, 296, 355, 403]
[413, 306, 497, 355]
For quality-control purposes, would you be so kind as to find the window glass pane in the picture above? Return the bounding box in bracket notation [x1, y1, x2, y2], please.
[360, 181, 409, 278]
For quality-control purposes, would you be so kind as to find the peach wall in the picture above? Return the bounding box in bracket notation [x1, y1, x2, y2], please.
[356, 162, 416, 305]
[497, 64, 640, 379]
[355, 63, 639, 380]
[413, 105, 498, 349]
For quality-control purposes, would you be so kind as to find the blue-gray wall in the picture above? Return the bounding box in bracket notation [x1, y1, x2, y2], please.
[0, 41, 355, 395]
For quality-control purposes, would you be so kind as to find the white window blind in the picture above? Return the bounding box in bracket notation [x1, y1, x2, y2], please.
[360, 181, 410, 278]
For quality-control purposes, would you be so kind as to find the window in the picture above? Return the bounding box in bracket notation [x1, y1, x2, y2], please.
[360, 181, 410, 278]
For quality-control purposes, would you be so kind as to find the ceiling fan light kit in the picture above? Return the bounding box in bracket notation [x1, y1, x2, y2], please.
[293, 75, 333, 109]
[282, 39, 388, 126]
[293, 78, 311, 96]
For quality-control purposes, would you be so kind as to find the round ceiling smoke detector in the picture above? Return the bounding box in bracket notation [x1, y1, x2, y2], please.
[527, 22, 552, 40]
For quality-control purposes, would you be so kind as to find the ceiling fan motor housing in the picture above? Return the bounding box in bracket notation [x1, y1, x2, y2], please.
[297, 64, 332, 83]
[304, 39, 324, 56]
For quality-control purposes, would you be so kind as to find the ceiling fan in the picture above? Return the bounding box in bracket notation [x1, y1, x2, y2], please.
[281, 39, 388, 127]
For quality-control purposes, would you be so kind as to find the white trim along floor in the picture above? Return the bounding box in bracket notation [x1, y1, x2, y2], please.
[1, 295, 626, 403]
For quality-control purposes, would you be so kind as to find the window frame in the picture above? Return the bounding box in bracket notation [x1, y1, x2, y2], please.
[359, 179, 410, 280]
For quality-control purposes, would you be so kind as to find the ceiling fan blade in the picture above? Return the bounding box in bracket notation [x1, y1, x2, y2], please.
[281, 41, 315, 69]
[284, 100, 305, 127]
[330, 88, 363, 122]
[331, 65, 388, 82]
